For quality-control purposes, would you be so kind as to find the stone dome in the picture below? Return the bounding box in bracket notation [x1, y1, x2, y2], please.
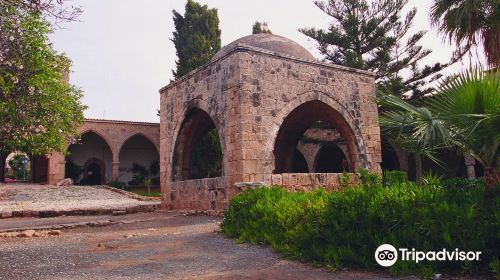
[212, 34, 315, 61]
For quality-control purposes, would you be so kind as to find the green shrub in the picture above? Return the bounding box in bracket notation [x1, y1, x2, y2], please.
[221, 183, 499, 277]
[359, 168, 381, 187]
[383, 170, 408, 186]
[107, 181, 126, 189]
[443, 177, 485, 189]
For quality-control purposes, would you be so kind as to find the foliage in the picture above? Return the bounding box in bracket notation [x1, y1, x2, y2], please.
[222, 183, 499, 277]
[378, 92, 447, 184]
[0, 6, 86, 160]
[359, 168, 381, 187]
[427, 69, 500, 170]
[131, 163, 147, 185]
[130, 161, 160, 193]
[380, 68, 500, 186]
[421, 170, 444, 186]
[443, 177, 484, 190]
[7, 153, 29, 180]
[190, 128, 222, 179]
[130, 190, 161, 198]
[300, 0, 463, 102]
[340, 172, 350, 188]
[107, 180, 126, 190]
[252, 21, 272, 34]
[171, 0, 221, 79]
[64, 158, 82, 183]
[430, 0, 500, 67]
[383, 170, 408, 186]
[0, 0, 82, 22]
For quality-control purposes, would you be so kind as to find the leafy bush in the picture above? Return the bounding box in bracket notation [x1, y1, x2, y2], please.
[383, 170, 408, 186]
[221, 183, 499, 277]
[359, 168, 381, 187]
[443, 177, 485, 190]
[107, 181, 126, 189]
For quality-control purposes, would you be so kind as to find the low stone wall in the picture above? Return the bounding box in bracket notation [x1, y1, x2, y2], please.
[270, 173, 360, 192]
[168, 173, 360, 212]
[170, 177, 227, 211]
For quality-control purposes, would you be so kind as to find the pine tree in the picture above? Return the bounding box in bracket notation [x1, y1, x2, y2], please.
[252, 21, 272, 34]
[171, 0, 221, 79]
[300, 0, 464, 102]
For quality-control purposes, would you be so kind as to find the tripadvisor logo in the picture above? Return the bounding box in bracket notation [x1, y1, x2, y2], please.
[375, 244, 398, 267]
[375, 244, 482, 267]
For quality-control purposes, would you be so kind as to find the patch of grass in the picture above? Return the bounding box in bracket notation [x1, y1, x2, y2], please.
[221, 181, 499, 277]
[129, 190, 161, 197]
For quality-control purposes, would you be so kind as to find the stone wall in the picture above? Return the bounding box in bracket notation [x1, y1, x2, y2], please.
[160, 44, 381, 211]
[47, 119, 160, 184]
[269, 173, 360, 192]
[170, 177, 227, 210]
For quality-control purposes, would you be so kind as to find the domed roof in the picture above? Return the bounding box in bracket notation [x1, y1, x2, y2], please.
[212, 34, 315, 61]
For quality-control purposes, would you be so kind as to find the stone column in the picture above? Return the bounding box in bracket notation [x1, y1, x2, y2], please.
[47, 152, 66, 184]
[464, 154, 476, 180]
[112, 162, 120, 182]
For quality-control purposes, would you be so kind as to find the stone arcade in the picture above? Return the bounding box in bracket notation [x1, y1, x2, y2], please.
[159, 34, 382, 211]
[42, 119, 160, 186]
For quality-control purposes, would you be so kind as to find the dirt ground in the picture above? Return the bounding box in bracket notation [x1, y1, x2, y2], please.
[0, 212, 411, 280]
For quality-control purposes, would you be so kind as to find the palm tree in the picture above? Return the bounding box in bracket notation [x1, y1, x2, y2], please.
[430, 0, 500, 67]
[379, 69, 500, 190]
[428, 69, 500, 189]
[378, 94, 450, 185]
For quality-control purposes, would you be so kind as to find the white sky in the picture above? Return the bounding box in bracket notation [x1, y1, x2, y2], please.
[49, 0, 483, 123]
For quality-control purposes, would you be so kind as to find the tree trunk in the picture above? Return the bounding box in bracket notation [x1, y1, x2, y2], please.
[415, 154, 423, 186]
[484, 167, 500, 207]
[0, 153, 6, 183]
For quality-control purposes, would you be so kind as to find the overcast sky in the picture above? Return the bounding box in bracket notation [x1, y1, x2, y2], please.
[49, 0, 481, 123]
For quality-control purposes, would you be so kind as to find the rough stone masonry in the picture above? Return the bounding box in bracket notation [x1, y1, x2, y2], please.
[159, 34, 382, 211]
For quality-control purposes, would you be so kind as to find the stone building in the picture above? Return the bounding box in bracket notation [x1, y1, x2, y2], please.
[21, 119, 161, 186]
[159, 34, 382, 211]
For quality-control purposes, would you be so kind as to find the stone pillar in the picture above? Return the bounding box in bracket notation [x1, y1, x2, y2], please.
[112, 161, 120, 181]
[464, 154, 476, 180]
[47, 152, 66, 184]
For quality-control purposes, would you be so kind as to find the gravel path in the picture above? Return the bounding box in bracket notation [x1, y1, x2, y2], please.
[0, 213, 406, 280]
[0, 183, 158, 213]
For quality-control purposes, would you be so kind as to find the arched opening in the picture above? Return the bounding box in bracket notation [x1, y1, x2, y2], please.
[83, 158, 105, 185]
[314, 144, 348, 173]
[4, 152, 31, 182]
[66, 131, 113, 185]
[274, 100, 358, 173]
[381, 138, 400, 171]
[118, 134, 159, 186]
[172, 108, 223, 181]
[292, 149, 309, 173]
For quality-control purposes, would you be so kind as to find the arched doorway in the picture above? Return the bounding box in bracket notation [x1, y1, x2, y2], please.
[172, 108, 223, 181]
[82, 158, 105, 185]
[314, 144, 348, 173]
[273, 100, 358, 173]
[3, 152, 31, 182]
[66, 131, 113, 184]
[119, 134, 159, 186]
